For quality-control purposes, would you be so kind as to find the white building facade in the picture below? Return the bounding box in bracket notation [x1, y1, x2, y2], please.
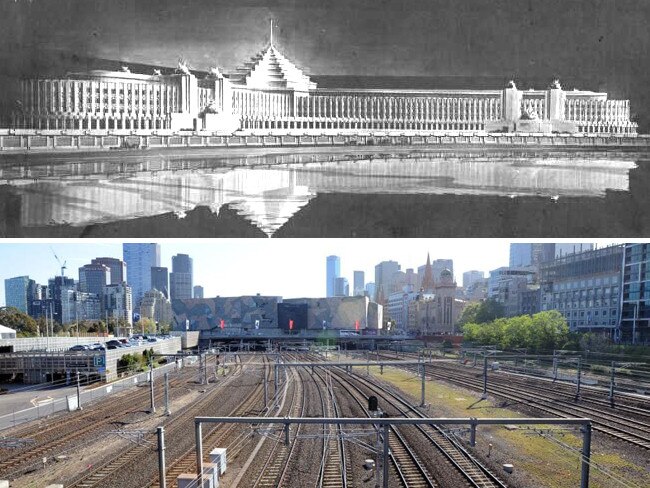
[14, 42, 638, 136]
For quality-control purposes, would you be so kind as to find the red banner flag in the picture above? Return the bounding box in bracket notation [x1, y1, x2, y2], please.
[355, 320, 360, 330]
[289, 319, 294, 330]
[220, 319, 225, 329]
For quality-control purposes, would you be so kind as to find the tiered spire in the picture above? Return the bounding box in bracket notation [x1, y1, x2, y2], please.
[229, 28, 316, 91]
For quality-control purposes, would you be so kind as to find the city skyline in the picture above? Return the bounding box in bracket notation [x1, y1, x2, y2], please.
[0, 239, 620, 307]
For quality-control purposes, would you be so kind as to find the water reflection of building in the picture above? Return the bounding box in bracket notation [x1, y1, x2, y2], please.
[1, 153, 637, 236]
[14, 37, 637, 135]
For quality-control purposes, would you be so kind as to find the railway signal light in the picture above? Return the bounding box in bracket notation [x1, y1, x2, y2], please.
[368, 395, 378, 412]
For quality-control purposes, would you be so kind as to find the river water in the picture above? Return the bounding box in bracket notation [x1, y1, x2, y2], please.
[0, 146, 648, 237]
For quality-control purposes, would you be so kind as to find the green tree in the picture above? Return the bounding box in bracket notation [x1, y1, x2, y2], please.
[463, 310, 569, 353]
[474, 299, 505, 324]
[0, 307, 38, 336]
[458, 299, 505, 329]
[458, 302, 481, 328]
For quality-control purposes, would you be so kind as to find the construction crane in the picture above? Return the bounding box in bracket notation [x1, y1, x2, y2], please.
[50, 247, 67, 278]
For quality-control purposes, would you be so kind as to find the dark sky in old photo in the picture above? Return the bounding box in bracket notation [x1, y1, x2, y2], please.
[1, 0, 649, 127]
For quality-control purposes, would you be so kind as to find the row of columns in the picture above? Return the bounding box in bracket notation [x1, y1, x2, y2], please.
[233, 89, 294, 119]
[566, 99, 630, 123]
[198, 87, 216, 112]
[14, 113, 170, 130]
[21, 79, 178, 121]
[239, 118, 486, 131]
[295, 95, 502, 123]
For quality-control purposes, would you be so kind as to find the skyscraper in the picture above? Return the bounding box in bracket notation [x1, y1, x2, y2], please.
[375, 260, 400, 298]
[510, 243, 556, 268]
[91, 257, 126, 284]
[365, 282, 376, 300]
[334, 277, 349, 297]
[326, 256, 340, 298]
[4, 276, 34, 313]
[123, 243, 161, 307]
[47, 275, 76, 324]
[151, 267, 169, 298]
[621, 243, 650, 343]
[353, 271, 365, 296]
[462, 270, 485, 289]
[193, 285, 204, 299]
[104, 283, 134, 329]
[170, 254, 193, 300]
[78, 264, 110, 296]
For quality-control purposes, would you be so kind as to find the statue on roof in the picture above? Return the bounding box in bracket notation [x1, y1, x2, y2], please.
[208, 66, 224, 79]
[551, 79, 562, 90]
[176, 58, 191, 75]
[203, 99, 219, 114]
[152, 69, 162, 76]
[508, 80, 517, 89]
[121, 66, 130, 73]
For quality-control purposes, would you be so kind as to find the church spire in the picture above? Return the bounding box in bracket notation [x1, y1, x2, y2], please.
[421, 252, 434, 292]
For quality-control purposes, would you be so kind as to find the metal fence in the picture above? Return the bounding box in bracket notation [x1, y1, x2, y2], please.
[0, 361, 178, 432]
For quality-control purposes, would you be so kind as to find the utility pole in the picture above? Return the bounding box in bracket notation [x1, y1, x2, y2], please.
[482, 355, 488, 399]
[164, 372, 171, 416]
[609, 361, 616, 408]
[420, 362, 426, 407]
[580, 423, 592, 488]
[149, 361, 156, 413]
[575, 357, 582, 402]
[76, 370, 83, 410]
[157, 426, 167, 488]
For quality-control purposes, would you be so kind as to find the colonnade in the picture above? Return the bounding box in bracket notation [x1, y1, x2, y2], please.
[566, 99, 630, 123]
[18, 78, 179, 130]
[235, 91, 503, 131]
[565, 99, 634, 135]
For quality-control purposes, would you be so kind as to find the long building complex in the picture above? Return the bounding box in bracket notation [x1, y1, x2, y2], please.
[12, 40, 637, 136]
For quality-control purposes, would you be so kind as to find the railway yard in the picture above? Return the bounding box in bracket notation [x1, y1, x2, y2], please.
[1, 350, 649, 488]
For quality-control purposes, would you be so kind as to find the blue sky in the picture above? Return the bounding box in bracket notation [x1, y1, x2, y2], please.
[0, 239, 622, 306]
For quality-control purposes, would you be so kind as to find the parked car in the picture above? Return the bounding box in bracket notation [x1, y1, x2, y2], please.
[89, 343, 106, 351]
[69, 344, 89, 351]
[147, 337, 158, 343]
[105, 339, 123, 349]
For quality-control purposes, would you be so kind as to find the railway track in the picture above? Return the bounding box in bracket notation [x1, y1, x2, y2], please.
[314, 369, 350, 488]
[394, 351, 650, 413]
[0, 364, 196, 478]
[416, 361, 650, 450]
[67, 355, 248, 488]
[328, 362, 506, 488]
[251, 364, 305, 487]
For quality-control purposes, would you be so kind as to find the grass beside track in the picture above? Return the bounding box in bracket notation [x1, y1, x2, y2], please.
[367, 365, 649, 488]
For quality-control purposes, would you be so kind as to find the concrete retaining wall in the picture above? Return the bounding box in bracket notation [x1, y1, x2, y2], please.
[1, 129, 649, 152]
[0, 360, 179, 432]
